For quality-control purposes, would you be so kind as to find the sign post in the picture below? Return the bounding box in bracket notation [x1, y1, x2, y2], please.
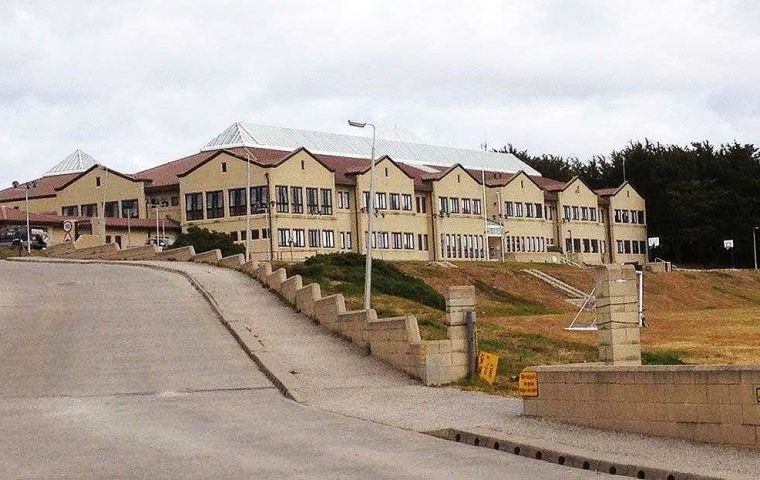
[477, 351, 498, 385]
[62, 220, 75, 243]
[724, 239, 735, 269]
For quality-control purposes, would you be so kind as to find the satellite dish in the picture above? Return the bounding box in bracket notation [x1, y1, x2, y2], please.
[12, 181, 19, 188]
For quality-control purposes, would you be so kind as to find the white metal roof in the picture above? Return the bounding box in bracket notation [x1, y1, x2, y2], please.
[202, 122, 541, 176]
[44, 149, 97, 176]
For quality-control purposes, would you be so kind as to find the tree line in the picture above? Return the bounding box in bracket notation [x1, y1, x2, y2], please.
[498, 140, 760, 268]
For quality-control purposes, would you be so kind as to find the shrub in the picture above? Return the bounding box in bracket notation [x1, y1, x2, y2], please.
[288, 253, 446, 310]
[170, 226, 245, 258]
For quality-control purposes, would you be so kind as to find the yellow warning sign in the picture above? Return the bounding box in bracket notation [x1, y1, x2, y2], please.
[519, 371, 539, 397]
[477, 351, 499, 385]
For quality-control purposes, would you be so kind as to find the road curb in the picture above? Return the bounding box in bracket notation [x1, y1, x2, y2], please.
[7, 257, 306, 403]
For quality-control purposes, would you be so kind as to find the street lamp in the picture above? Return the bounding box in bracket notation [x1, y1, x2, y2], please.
[150, 200, 169, 247]
[348, 119, 376, 310]
[11, 180, 36, 254]
[754, 227, 759, 270]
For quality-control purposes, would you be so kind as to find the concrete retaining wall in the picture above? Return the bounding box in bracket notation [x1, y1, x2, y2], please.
[217, 254, 245, 269]
[45, 242, 77, 256]
[154, 246, 196, 261]
[63, 243, 120, 259]
[191, 249, 222, 264]
[102, 245, 160, 261]
[522, 364, 760, 447]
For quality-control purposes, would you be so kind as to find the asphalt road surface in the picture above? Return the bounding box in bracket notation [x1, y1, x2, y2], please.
[0, 261, 608, 479]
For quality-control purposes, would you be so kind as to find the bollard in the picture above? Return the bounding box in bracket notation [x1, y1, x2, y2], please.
[466, 310, 477, 379]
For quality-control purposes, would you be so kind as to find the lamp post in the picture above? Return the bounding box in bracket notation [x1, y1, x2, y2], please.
[754, 227, 759, 270]
[125, 208, 132, 248]
[348, 119, 376, 310]
[150, 200, 169, 247]
[11, 181, 35, 254]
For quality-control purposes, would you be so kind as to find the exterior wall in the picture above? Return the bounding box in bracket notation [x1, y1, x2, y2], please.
[606, 184, 647, 265]
[267, 150, 348, 261]
[557, 178, 607, 265]
[145, 188, 182, 222]
[55, 167, 147, 219]
[354, 158, 431, 261]
[432, 166, 488, 261]
[0, 195, 60, 214]
[178, 152, 273, 260]
[486, 172, 556, 262]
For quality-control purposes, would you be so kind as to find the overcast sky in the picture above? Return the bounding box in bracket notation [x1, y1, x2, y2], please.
[2, 0, 760, 185]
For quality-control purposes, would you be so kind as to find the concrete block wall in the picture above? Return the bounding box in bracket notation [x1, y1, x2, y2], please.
[217, 254, 245, 269]
[522, 364, 760, 447]
[63, 242, 120, 259]
[595, 264, 642, 366]
[153, 246, 196, 261]
[45, 242, 77, 256]
[253, 266, 473, 386]
[191, 249, 222, 264]
[102, 245, 160, 261]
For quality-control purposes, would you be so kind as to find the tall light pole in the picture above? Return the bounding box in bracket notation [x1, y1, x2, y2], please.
[11, 181, 35, 254]
[348, 120, 376, 310]
[754, 227, 759, 270]
[244, 149, 252, 262]
[150, 200, 168, 247]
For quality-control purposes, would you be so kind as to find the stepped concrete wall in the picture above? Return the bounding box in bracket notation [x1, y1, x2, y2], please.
[191, 249, 222, 264]
[154, 246, 196, 261]
[103, 245, 160, 261]
[217, 254, 245, 269]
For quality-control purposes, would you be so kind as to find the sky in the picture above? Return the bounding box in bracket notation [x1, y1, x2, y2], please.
[2, 0, 760, 185]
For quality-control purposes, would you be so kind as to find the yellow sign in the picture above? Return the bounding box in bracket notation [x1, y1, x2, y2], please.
[477, 351, 499, 385]
[519, 371, 539, 397]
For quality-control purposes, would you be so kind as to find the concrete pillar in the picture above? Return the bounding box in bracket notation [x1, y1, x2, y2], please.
[444, 285, 475, 352]
[595, 264, 642, 366]
[90, 218, 107, 245]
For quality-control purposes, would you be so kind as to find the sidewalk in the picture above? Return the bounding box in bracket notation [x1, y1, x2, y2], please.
[14, 258, 760, 479]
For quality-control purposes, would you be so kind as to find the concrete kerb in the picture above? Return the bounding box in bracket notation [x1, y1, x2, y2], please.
[6, 257, 305, 403]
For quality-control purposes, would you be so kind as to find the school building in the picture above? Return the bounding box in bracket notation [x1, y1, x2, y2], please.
[0, 122, 647, 265]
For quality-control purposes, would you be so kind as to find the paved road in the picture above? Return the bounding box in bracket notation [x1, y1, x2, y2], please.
[0, 261, 606, 479]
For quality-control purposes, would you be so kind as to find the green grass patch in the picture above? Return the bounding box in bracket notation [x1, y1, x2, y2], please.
[473, 279, 555, 316]
[287, 253, 446, 310]
[642, 350, 686, 365]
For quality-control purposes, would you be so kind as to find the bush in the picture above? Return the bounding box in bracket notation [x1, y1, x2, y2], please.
[170, 226, 245, 258]
[288, 253, 446, 310]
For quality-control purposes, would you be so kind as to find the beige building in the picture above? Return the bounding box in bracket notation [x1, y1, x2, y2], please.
[3, 123, 647, 265]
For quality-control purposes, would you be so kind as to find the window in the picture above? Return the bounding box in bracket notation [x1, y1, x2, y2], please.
[416, 196, 427, 213]
[221, 162, 227, 173]
[378, 231, 389, 249]
[251, 186, 269, 213]
[581, 207, 589, 221]
[402, 232, 414, 250]
[306, 188, 319, 214]
[122, 199, 139, 218]
[563, 206, 571, 220]
[583, 238, 591, 253]
[104, 201, 119, 218]
[462, 198, 471, 214]
[535, 203, 543, 219]
[96, 176, 101, 187]
[402, 194, 412, 211]
[514, 202, 523, 217]
[572, 206, 579, 220]
[251, 229, 260, 240]
[390, 193, 400, 210]
[322, 230, 335, 248]
[525, 203, 534, 218]
[624, 240, 631, 254]
[640, 240, 647, 253]
[450, 198, 460, 214]
[239, 230, 247, 241]
[573, 238, 581, 252]
[338, 191, 350, 209]
[439, 196, 448, 214]
[276, 186, 289, 213]
[632, 240, 640, 254]
[418, 234, 429, 251]
[320, 188, 333, 215]
[590, 207, 597, 222]
[262, 228, 269, 239]
[506, 201, 514, 217]
[614, 209, 622, 223]
[391, 232, 403, 249]
[292, 229, 305, 247]
[340, 232, 352, 250]
[638, 210, 645, 224]
[308, 229, 320, 247]
[229, 188, 247, 216]
[62, 205, 79, 217]
[630, 210, 638, 223]
[473, 199, 482, 215]
[291, 186, 303, 214]
[617, 240, 624, 253]
[206, 191, 224, 219]
[185, 193, 203, 220]
[622, 210, 630, 223]
[81, 204, 97, 217]
[278, 228, 290, 247]
[171, 196, 179, 206]
[375, 192, 387, 210]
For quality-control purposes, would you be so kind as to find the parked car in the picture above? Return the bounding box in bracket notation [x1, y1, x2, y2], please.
[147, 237, 174, 249]
[0, 227, 48, 250]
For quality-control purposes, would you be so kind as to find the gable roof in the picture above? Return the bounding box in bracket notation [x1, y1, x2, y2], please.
[44, 149, 97, 176]
[0, 173, 79, 203]
[595, 181, 631, 197]
[422, 163, 484, 185]
[53, 164, 143, 192]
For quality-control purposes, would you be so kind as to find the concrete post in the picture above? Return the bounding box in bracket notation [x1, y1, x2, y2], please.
[444, 285, 476, 366]
[595, 264, 642, 366]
